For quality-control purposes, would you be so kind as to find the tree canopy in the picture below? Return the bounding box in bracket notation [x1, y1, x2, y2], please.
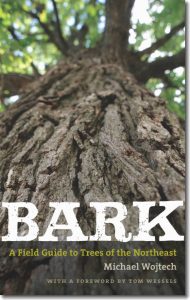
[0, 0, 185, 119]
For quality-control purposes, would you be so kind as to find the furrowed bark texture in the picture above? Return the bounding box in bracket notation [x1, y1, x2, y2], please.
[0, 56, 185, 295]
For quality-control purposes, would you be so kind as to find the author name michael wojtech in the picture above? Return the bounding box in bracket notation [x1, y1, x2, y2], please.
[104, 262, 176, 273]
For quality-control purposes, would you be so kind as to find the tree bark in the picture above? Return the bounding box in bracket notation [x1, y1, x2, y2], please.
[103, 0, 135, 64]
[0, 54, 185, 295]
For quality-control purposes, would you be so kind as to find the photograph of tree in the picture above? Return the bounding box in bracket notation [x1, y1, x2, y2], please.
[0, 0, 185, 296]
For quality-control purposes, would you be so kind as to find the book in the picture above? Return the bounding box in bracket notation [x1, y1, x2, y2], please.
[0, 0, 185, 296]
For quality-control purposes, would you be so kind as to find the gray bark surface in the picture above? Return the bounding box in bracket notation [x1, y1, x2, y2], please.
[0, 56, 185, 295]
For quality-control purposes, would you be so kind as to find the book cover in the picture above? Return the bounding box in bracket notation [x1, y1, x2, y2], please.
[0, 0, 185, 296]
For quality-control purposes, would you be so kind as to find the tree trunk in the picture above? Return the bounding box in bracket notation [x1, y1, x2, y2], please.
[0, 54, 185, 295]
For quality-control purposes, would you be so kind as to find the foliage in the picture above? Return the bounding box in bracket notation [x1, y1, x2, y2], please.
[132, 0, 185, 119]
[0, 103, 5, 112]
[0, 0, 185, 119]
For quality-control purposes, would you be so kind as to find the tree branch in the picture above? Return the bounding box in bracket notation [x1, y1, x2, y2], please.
[139, 21, 185, 57]
[7, 26, 41, 77]
[103, 0, 135, 63]
[0, 73, 34, 96]
[162, 74, 178, 89]
[7, 26, 20, 41]
[50, 0, 69, 51]
[22, 8, 69, 55]
[51, 0, 62, 36]
[126, 0, 135, 45]
[136, 48, 185, 83]
[31, 62, 41, 77]
[7, 25, 47, 43]
[68, 24, 89, 48]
